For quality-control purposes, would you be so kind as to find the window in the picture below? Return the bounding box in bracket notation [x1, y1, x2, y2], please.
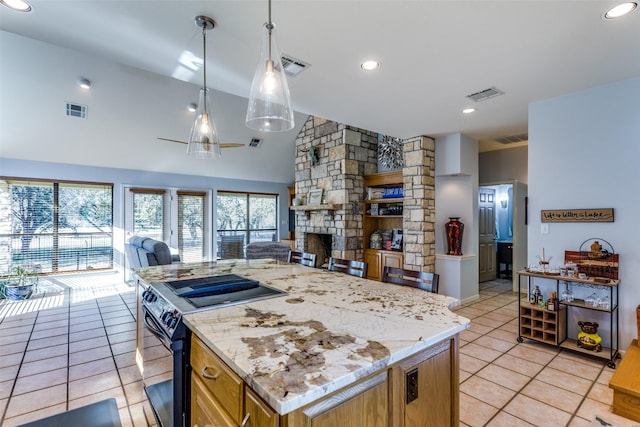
[0, 178, 113, 274]
[131, 189, 165, 241]
[216, 192, 278, 259]
[178, 192, 206, 262]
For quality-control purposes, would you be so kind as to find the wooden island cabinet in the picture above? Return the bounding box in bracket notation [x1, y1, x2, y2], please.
[190, 334, 458, 427]
[147, 259, 470, 427]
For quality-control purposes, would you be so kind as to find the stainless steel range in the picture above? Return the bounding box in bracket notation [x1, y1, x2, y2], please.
[137, 273, 286, 427]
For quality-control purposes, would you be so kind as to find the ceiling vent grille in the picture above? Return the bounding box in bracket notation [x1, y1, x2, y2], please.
[281, 55, 311, 76]
[495, 132, 528, 144]
[249, 138, 263, 149]
[466, 87, 505, 102]
[66, 102, 87, 118]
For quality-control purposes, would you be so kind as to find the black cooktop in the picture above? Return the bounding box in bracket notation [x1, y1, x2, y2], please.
[164, 274, 285, 309]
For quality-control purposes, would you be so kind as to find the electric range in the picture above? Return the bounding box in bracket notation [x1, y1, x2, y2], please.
[138, 273, 286, 427]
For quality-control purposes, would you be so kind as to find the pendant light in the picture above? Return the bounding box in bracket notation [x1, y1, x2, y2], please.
[187, 15, 221, 159]
[246, 0, 294, 132]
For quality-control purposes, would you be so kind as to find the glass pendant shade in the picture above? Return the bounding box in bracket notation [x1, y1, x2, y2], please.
[187, 88, 221, 159]
[246, 22, 294, 132]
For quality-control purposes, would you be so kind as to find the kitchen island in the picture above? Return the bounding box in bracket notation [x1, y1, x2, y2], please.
[135, 259, 469, 426]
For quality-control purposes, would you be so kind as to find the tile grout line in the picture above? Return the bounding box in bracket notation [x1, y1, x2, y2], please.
[0, 292, 50, 425]
[66, 288, 71, 412]
[96, 293, 138, 426]
[459, 287, 548, 425]
[565, 363, 606, 426]
[459, 281, 611, 426]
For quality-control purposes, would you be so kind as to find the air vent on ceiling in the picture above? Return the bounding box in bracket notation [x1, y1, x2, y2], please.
[495, 133, 528, 144]
[281, 54, 311, 76]
[249, 137, 263, 149]
[466, 86, 505, 102]
[66, 102, 87, 119]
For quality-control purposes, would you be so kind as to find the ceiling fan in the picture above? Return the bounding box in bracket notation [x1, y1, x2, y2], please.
[157, 137, 244, 149]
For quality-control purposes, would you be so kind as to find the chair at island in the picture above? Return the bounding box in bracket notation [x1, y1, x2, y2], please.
[287, 250, 317, 268]
[327, 257, 368, 278]
[382, 266, 439, 293]
[245, 241, 291, 262]
[219, 234, 245, 259]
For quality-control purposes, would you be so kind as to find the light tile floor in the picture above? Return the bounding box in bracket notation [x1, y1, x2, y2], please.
[0, 271, 157, 427]
[453, 279, 638, 427]
[0, 273, 638, 426]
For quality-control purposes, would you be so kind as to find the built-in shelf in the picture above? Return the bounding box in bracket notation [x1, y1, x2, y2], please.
[364, 197, 403, 204]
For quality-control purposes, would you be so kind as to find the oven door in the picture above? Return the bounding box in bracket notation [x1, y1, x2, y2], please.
[136, 282, 189, 427]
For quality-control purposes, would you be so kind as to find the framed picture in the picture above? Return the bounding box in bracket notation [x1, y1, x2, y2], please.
[307, 189, 323, 205]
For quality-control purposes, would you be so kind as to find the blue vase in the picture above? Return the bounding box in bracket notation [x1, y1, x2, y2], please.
[4, 284, 34, 300]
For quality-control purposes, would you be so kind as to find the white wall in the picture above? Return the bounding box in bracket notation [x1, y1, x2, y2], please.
[0, 158, 291, 278]
[0, 31, 305, 184]
[479, 146, 528, 184]
[528, 76, 640, 351]
[435, 133, 479, 302]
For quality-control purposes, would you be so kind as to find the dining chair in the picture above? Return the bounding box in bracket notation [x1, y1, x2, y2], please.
[287, 250, 317, 268]
[381, 266, 439, 293]
[327, 257, 368, 278]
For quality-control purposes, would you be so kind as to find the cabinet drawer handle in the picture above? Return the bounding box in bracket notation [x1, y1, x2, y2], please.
[201, 366, 220, 380]
[240, 413, 250, 427]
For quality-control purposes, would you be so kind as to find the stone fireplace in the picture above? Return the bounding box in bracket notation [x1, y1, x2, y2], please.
[292, 116, 436, 273]
[293, 116, 378, 261]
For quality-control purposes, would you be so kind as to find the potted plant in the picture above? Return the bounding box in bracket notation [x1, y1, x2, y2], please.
[1, 264, 40, 301]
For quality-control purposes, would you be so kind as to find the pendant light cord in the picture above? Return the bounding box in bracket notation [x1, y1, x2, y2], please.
[267, 0, 273, 60]
[202, 24, 207, 112]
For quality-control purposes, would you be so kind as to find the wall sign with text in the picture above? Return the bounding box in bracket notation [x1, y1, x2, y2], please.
[541, 208, 614, 223]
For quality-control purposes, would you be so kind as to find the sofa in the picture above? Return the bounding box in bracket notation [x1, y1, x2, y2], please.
[245, 241, 291, 262]
[125, 236, 180, 269]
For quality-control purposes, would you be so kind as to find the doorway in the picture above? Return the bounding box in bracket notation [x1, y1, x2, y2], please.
[478, 181, 527, 291]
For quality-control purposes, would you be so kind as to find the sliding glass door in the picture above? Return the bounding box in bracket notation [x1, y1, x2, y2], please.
[124, 187, 210, 266]
[216, 192, 278, 259]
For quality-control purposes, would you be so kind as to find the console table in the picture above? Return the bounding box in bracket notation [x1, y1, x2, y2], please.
[517, 270, 620, 368]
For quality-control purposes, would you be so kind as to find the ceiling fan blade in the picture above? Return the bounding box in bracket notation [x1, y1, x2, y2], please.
[158, 137, 244, 149]
[157, 137, 187, 145]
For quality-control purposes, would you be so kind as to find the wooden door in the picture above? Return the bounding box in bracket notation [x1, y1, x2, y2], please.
[478, 187, 497, 282]
[245, 388, 279, 427]
[403, 349, 453, 427]
[364, 250, 381, 280]
[191, 375, 237, 427]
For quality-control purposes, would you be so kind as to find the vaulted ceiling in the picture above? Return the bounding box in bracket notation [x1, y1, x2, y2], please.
[1, 1, 639, 182]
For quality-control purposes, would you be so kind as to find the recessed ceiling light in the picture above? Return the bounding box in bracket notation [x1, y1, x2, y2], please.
[0, 0, 31, 11]
[361, 60, 381, 71]
[462, 108, 476, 114]
[187, 103, 197, 112]
[77, 78, 92, 89]
[604, 2, 637, 19]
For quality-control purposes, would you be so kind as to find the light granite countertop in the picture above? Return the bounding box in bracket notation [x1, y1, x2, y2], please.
[135, 259, 470, 415]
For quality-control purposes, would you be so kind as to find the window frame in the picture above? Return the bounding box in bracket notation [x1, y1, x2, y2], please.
[1, 176, 114, 274]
